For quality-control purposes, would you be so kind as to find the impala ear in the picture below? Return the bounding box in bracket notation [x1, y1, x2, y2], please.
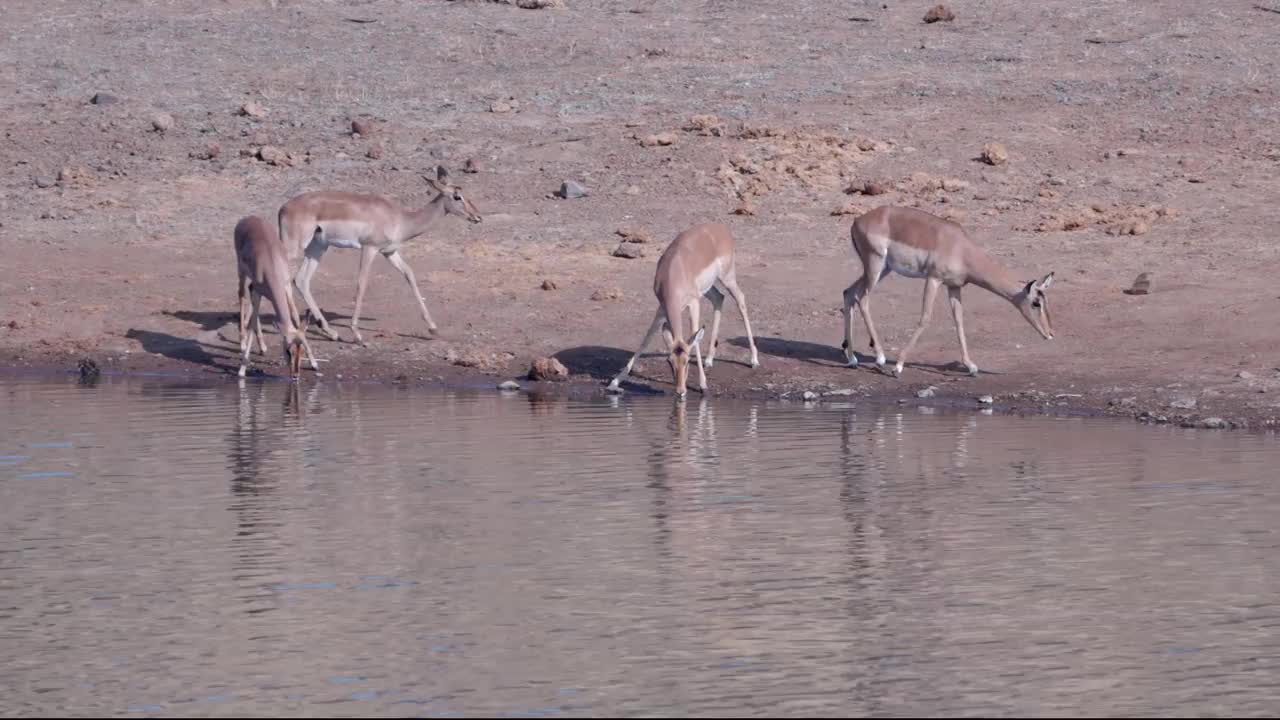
[1036, 271, 1055, 291]
[435, 165, 449, 182]
[1023, 279, 1037, 297]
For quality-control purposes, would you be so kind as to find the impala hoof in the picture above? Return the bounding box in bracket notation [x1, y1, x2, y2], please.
[966, 364, 979, 377]
[891, 363, 904, 378]
[237, 366, 247, 378]
[703, 357, 714, 369]
[750, 358, 760, 369]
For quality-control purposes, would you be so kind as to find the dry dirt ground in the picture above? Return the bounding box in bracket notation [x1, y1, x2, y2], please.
[3, 0, 1280, 429]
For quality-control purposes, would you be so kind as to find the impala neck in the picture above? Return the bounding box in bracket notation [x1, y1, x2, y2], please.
[966, 247, 1025, 303]
[403, 193, 448, 240]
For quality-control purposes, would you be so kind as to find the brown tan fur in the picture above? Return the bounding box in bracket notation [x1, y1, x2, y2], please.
[234, 215, 316, 379]
[842, 206, 1054, 377]
[279, 166, 482, 345]
[609, 222, 760, 397]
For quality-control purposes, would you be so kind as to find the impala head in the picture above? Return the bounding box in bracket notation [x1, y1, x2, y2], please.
[1015, 272, 1055, 340]
[424, 165, 482, 224]
[663, 325, 705, 398]
[284, 333, 305, 380]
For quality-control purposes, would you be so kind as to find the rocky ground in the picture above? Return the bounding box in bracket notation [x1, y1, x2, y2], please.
[3, 0, 1280, 430]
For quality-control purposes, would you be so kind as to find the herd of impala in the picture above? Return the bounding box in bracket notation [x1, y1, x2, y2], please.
[234, 165, 1056, 397]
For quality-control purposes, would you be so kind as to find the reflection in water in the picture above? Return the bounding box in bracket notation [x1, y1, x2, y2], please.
[1, 375, 1279, 716]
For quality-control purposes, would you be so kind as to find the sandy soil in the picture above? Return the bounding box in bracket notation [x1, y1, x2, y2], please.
[3, 0, 1280, 429]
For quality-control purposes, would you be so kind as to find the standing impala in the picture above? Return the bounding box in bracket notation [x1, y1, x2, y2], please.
[609, 222, 760, 397]
[841, 205, 1055, 378]
[278, 166, 482, 345]
[234, 215, 318, 379]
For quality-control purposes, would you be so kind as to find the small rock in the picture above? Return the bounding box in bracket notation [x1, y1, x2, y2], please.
[462, 158, 479, 174]
[557, 180, 588, 199]
[1169, 396, 1197, 410]
[612, 243, 645, 259]
[516, 0, 565, 8]
[540, 279, 558, 291]
[977, 394, 994, 404]
[6, 320, 20, 330]
[1199, 417, 1228, 429]
[916, 386, 937, 398]
[1123, 272, 1151, 296]
[980, 142, 1009, 166]
[685, 114, 724, 136]
[731, 201, 756, 216]
[198, 142, 220, 160]
[77, 357, 100, 381]
[34, 175, 55, 189]
[616, 226, 652, 244]
[923, 4, 955, 23]
[497, 380, 521, 391]
[1237, 370, 1255, 380]
[490, 100, 514, 114]
[831, 201, 866, 217]
[528, 357, 569, 381]
[860, 179, 891, 196]
[351, 118, 374, 136]
[239, 101, 267, 118]
[941, 178, 970, 192]
[366, 144, 384, 160]
[151, 112, 175, 132]
[257, 146, 292, 166]
[90, 92, 118, 105]
[802, 391, 819, 402]
[855, 137, 877, 152]
[640, 132, 678, 147]
[626, 185, 641, 195]
[57, 166, 94, 187]
[591, 287, 623, 302]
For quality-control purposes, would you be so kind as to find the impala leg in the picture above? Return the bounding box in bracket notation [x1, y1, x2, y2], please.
[721, 270, 759, 368]
[947, 285, 979, 376]
[349, 244, 380, 346]
[841, 276, 865, 367]
[286, 290, 322, 371]
[853, 258, 890, 368]
[237, 276, 252, 378]
[688, 300, 707, 393]
[702, 286, 725, 369]
[294, 240, 339, 341]
[384, 250, 438, 337]
[893, 276, 942, 378]
[608, 309, 665, 391]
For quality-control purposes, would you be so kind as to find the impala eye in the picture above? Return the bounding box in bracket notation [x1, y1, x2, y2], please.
[1031, 299, 1042, 309]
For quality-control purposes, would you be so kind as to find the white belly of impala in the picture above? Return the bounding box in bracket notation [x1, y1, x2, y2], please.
[693, 260, 721, 295]
[315, 220, 370, 250]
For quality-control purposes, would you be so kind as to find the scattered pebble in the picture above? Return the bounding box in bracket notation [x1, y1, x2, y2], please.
[1237, 370, 1255, 380]
[366, 144, 384, 160]
[490, 100, 514, 114]
[34, 175, 55, 189]
[90, 92, 118, 105]
[151, 112, 174, 132]
[497, 380, 521, 391]
[640, 132, 677, 147]
[802, 391, 819, 402]
[239, 101, 267, 118]
[557, 180, 587, 199]
[257, 146, 292, 166]
[1123, 272, 1151, 295]
[462, 158, 479, 174]
[590, 288, 623, 301]
[540, 279, 558, 291]
[1199, 417, 1228, 429]
[1169, 396, 1198, 410]
[916, 386, 937, 398]
[977, 394, 994, 404]
[732, 200, 756, 216]
[351, 118, 375, 136]
[528, 357, 569, 381]
[612, 243, 645, 259]
[616, 226, 652, 244]
[924, 4, 955, 23]
[980, 142, 1009, 166]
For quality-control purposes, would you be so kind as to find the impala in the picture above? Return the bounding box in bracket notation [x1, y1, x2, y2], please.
[841, 205, 1055, 377]
[609, 222, 760, 397]
[278, 166, 482, 345]
[233, 215, 317, 379]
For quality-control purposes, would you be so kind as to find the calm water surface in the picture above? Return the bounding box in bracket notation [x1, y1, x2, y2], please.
[2, 375, 1279, 717]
